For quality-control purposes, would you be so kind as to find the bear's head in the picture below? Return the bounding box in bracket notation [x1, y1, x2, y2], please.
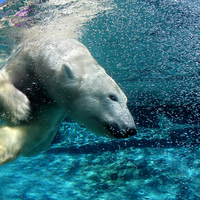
[51, 39, 136, 139]
[56, 67, 136, 139]
[72, 72, 137, 139]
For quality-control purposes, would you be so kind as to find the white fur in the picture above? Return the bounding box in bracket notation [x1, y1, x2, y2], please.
[0, 35, 136, 165]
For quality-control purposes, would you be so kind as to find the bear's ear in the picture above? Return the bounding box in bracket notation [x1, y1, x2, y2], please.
[61, 63, 75, 79]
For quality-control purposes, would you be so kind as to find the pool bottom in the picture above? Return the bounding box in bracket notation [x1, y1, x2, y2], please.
[0, 145, 200, 200]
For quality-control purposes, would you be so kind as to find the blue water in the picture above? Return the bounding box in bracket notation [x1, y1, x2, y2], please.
[0, 1, 5, 5]
[1, 0, 200, 199]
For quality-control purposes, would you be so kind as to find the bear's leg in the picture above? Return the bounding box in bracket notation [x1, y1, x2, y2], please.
[0, 126, 27, 165]
[0, 103, 64, 165]
[0, 76, 30, 124]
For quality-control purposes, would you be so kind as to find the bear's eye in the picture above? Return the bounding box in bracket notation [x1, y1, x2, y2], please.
[109, 94, 118, 102]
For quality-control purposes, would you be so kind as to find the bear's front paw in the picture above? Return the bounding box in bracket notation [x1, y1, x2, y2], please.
[0, 84, 31, 124]
[14, 90, 30, 121]
[8, 90, 30, 124]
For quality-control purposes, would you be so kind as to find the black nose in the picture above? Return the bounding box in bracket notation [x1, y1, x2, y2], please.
[107, 124, 137, 139]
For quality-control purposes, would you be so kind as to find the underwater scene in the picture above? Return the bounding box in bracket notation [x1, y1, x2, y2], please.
[1, 0, 200, 199]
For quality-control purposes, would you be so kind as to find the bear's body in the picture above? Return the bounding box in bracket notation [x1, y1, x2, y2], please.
[0, 35, 136, 165]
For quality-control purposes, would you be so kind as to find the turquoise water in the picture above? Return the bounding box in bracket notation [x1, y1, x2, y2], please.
[1, 0, 200, 199]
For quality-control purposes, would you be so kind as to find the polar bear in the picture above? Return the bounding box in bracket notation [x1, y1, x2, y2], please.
[0, 35, 136, 165]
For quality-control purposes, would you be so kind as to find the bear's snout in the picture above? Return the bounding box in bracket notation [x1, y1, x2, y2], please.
[106, 123, 137, 139]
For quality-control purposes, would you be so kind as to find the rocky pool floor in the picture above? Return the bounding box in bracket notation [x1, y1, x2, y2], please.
[1, 145, 200, 199]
